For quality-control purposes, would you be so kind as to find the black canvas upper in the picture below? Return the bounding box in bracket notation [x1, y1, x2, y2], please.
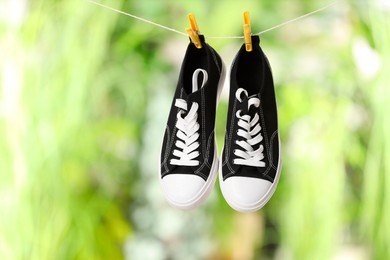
[221, 36, 280, 182]
[160, 36, 223, 181]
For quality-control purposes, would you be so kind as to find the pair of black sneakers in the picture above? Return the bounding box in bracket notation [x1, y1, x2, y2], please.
[159, 35, 281, 212]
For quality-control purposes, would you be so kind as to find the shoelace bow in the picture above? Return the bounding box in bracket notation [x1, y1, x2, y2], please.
[170, 69, 208, 167]
[233, 88, 266, 167]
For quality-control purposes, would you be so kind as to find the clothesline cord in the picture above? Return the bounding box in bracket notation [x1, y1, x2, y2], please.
[87, 0, 339, 38]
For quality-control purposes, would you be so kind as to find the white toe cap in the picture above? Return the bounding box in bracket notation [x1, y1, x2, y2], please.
[161, 174, 206, 207]
[222, 176, 272, 209]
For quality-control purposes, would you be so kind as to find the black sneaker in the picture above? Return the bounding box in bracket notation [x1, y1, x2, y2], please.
[159, 36, 225, 209]
[220, 36, 281, 212]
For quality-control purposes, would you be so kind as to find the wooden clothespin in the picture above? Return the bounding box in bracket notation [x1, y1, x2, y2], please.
[186, 13, 202, 49]
[243, 11, 252, 52]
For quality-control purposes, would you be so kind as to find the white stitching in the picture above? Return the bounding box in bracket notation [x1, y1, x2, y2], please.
[225, 98, 237, 163]
[269, 130, 278, 169]
[162, 126, 171, 171]
[209, 45, 221, 73]
[201, 88, 206, 158]
[195, 130, 214, 174]
[166, 89, 184, 168]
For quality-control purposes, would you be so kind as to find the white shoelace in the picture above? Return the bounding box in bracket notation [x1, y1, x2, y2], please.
[170, 69, 208, 167]
[233, 88, 266, 167]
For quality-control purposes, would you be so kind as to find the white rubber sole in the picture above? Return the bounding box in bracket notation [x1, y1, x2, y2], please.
[219, 137, 282, 212]
[160, 145, 219, 210]
[159, 61, 226, 210]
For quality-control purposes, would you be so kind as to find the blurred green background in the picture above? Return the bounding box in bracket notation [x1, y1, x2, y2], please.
[1, 0, 389, 259]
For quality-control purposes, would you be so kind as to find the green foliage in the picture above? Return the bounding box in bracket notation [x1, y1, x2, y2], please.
[0, 0, 136, 258]
[360, 4, 390, 259]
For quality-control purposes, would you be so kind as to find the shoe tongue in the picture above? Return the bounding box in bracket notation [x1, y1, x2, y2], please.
[187, 86, 203, 104]
[177, 68, 208, 106]
[239, 93, 259, 115]
[176, 87, 200, 116]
